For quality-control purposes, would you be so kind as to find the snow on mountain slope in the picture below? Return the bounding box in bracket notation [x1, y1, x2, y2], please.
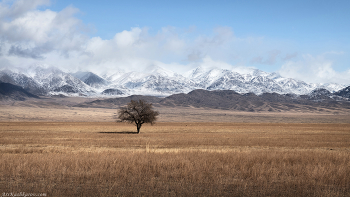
[108, 66, 195, 95]
[319, 83, 347, 93]
[192, 68, 236, 87]
[31, 66, 95, 95]
[101, 68, 126, 82]
[0, 69, 46, 95]
[1, 65, 95, 96]
[273, 78, 314, 95]
[334, 85, 350, 98]
[186, 67, 284, 94]
[72, 72, 109, 88]
[144, 65, 178, 78]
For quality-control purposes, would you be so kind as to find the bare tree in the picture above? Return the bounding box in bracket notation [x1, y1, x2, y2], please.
[117, 100, 159, 133]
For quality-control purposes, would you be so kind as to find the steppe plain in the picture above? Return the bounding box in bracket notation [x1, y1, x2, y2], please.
[1, 97, 350, 196]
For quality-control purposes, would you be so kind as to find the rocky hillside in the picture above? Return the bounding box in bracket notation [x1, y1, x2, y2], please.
[0, 81, 40, 101]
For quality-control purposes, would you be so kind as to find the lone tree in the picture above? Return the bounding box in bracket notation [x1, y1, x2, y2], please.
[117, 99, 159, 133]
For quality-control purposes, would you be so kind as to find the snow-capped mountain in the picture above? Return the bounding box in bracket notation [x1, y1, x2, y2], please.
[71, 72, 109, 88]
[101, 68, 126, 82]
[0, 65, 95, 96]
[306, 88, 333, 101]
[334, 86, 350, 99]
[0, 64, 348, 97]
[32, 66, 96, 95]
[109, 66, 196, 95]
[184, 66, 330, 95]
[0, 69, 46, 95]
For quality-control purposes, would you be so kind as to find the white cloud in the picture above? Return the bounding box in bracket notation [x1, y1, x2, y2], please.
[0, 0, 50, 19]
[2, 9, 56, 43]
[0, 1, 87, 60]
[0, 2, 279, 74]
[279, 54, 350, 84]
[113, 28, 142, 48]
[197, 56, 233, 70]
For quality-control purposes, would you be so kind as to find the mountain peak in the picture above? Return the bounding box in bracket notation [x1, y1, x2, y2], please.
[71, 72, 108, 88]
[184, 66, 222, 79]
[143, 65, 176, 77]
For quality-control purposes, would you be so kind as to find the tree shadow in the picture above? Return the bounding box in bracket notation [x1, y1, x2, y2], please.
[98, 131, 139, 134]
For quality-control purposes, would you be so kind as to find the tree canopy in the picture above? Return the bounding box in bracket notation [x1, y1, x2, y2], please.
[117, 100, 159, 133]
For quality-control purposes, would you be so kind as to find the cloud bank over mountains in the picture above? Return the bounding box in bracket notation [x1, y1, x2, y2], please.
[0, 0, 349, 85]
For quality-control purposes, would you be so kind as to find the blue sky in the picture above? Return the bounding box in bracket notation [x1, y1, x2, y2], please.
[0, 0, 349, 84]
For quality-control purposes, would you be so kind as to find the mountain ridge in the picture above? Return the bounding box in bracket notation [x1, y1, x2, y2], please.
[0, 65, 347, 97]
[75, 89, 350, 113]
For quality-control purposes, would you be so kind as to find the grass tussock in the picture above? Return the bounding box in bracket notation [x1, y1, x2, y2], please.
[1, 122, 349, 196]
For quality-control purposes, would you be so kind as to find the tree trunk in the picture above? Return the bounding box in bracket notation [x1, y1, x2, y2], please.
[136, 124, 141, 134]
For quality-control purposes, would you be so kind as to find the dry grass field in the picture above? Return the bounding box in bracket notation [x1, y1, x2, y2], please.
[1, 121, 350, 196]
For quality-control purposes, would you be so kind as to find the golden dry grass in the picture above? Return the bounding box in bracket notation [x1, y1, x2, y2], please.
[1, 122, 350, 196]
